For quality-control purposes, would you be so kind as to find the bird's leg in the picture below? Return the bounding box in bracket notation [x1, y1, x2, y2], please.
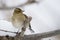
[20, 27, 26, 37]
[16, 28, 20, 34]
[20, 21, 26, 37]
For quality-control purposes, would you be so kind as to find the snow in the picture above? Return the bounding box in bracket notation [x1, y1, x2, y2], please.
[0, 0, 60, 40]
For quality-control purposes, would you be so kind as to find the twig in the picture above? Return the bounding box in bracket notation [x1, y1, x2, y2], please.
[0, 0, 39, 10]
[0, 29, 17, 34]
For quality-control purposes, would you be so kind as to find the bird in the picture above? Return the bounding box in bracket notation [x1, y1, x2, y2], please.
[11, 8, 34, 37]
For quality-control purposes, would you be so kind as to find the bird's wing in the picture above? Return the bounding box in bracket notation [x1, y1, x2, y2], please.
[23, 14, 28, 19]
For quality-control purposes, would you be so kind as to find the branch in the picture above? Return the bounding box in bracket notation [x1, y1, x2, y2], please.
[0, 29, 60, 40]
[0, 0, 39, 10]
[23, 30, 60, 40]
[0, 29, 17, 33]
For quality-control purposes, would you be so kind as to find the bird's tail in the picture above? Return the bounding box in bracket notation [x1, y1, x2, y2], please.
[29, 24, 34, 33]
[29, 28, 34, 33]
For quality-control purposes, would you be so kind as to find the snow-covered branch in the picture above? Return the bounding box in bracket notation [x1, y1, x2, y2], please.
[0, 29, 60, 40]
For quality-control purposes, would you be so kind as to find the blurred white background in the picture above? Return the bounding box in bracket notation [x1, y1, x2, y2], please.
[0, 0, 60, 40]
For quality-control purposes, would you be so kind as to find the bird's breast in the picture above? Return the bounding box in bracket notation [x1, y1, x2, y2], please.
[12, 19, 24, 29]
[12, 13, 29, 29]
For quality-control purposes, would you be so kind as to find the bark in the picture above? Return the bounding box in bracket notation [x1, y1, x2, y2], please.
[0, 29, 60, 40]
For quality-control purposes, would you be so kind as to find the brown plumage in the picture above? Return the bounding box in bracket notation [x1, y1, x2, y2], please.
[11, 8, 34, 37]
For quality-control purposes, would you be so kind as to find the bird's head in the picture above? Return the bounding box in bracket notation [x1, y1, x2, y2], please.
[14, 8, 24, 13]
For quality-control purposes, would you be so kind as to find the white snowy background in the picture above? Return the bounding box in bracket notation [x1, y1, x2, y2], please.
[0, 0, 60, 40]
